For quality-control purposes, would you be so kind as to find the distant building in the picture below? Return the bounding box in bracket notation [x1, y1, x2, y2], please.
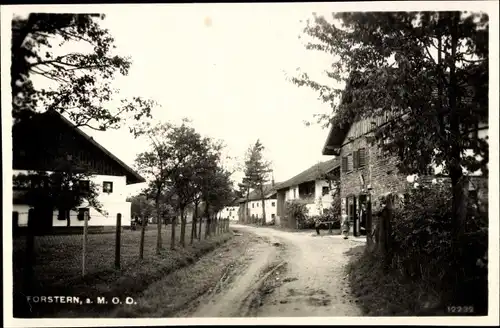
[12, 111, 145, 232]
[237, 183, 280, 224]
[218, 205, 240, 221]
[275, 158, 340, 229]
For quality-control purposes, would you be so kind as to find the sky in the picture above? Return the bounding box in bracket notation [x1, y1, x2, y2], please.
[8, 3, 497, 198]
[49, 6, 339, 196]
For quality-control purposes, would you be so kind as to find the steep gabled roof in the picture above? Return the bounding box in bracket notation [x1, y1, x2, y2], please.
[276, 158, 340, 190]
[13, 111, 145, 184]
[322, 70, 482, 156]
[237, 182, 282, 203]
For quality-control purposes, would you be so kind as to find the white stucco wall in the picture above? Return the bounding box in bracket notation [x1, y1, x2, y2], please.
[282, 180, 333, 217]
[247, 199, 277, 223]
[218, 206, 239, 221]
[13, 170, 133, 227]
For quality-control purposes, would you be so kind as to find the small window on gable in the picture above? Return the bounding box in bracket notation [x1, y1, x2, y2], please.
[322, 186, 330, 196]
[103, 181, 113, 193]
[271, 202, 276, 207]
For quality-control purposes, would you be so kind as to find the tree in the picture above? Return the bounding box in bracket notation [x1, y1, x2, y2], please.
[128, 194, 154, 223]
[13, 168, 102, 228]
[128, 193, 155, 259]
[11, 13, 157, 232]
[292, 11, 488, 254]
[11, 13, 156, 129]
[134, 122, 178, 254]
[243, 140, 272, 225]
[190, 138, 225, 243]
[237, 179, 251, 223]
[167, 123, 209, 248]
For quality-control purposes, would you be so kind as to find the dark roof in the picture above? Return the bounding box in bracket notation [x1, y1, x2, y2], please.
[15, 111, 145, 185]
[237, 183, 281, 203]
[322, 70, 482, 156]
[57, 113, 145, 184]
[276, 158, 340, 190]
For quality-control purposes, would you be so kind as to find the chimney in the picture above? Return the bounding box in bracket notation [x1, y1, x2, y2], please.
[271, 171, 275, 187]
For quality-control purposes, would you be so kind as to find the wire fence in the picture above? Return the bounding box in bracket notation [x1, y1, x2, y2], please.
[12, 210, 231, 301]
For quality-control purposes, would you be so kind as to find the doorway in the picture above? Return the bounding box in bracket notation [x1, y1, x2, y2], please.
[358, 194, 369, 236]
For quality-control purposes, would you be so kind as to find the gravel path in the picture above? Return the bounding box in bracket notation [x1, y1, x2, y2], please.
[188, 224, 365, 317]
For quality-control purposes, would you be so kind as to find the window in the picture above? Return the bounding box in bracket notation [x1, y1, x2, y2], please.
[271, 214, 276, 219]
[257, 203, 259, 207]
[358, 148, 367, 167]
[322, 186, 330, 196]
[293, 189, 296, 198]
[103, 181, 113, 193]
[252, 203, 254, 208]
[77, 208, 90, 221]
[271, 202, 276, 207]
[347, 153, 353, 171]
[342, 154, 353, 172]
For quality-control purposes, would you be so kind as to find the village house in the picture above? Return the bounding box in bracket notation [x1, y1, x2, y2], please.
[321, 97, 488, 238]
[217, 204, 240, 222]
[12, 111, 146, 233]
[275, 158, 340, 229]
[238, 183, 280, 224]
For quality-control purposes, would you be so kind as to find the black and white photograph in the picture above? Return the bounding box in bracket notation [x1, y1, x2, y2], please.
[1, 1, 498, 327]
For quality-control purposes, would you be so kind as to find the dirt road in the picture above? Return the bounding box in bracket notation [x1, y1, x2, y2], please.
[184, 224, 365, 317]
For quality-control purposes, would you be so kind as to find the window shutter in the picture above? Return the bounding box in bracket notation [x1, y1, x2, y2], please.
[353, 151, 359, 169]
[342, 156, 348, 172]
[359, 148, 366, 167]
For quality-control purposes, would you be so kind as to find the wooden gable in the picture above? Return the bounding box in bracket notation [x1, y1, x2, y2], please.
[12, 112, 144, 184]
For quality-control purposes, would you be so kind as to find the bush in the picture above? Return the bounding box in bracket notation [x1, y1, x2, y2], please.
[390, 181, 488, 314]
[285, 200, 309, 229]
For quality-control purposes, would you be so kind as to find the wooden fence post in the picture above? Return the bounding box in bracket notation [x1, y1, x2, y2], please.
[140, 216, 146, 260]
[82, 210, 89, 277]
[115, 213, 122, 269]
[24, 209, 35, 293]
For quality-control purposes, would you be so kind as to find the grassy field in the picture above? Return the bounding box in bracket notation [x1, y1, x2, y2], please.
[12, 222, 233, 318]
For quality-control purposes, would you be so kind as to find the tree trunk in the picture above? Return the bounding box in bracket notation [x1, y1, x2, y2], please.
[155, 198, 162, 255]
[170, 214, 176, 250]
[245, 190, 250, 223]
[205, 203, 210, 238]
[140, 215, 146, 259]
[63, 209, 70, 227]
[191, 202, 199, 244]
[198, 215, 203, 241]
[260, 184, 266, 225]
[180, 207, 186, 248]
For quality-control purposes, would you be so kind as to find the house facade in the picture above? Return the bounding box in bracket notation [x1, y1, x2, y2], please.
[276, 159, 340, 229]
[238, 183, 279, 224]
[218, 206, 240, 221]
[12, 111, 145, 232]
[322, 113, 489, 237]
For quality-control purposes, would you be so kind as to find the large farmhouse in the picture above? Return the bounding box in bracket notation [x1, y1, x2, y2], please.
[12, 111, 145, 233]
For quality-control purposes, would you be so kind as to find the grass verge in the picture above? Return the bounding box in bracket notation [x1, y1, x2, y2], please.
[110, 229, 262, 317]
[13, 224, 233, 318]
[345, 245, 444, 316]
